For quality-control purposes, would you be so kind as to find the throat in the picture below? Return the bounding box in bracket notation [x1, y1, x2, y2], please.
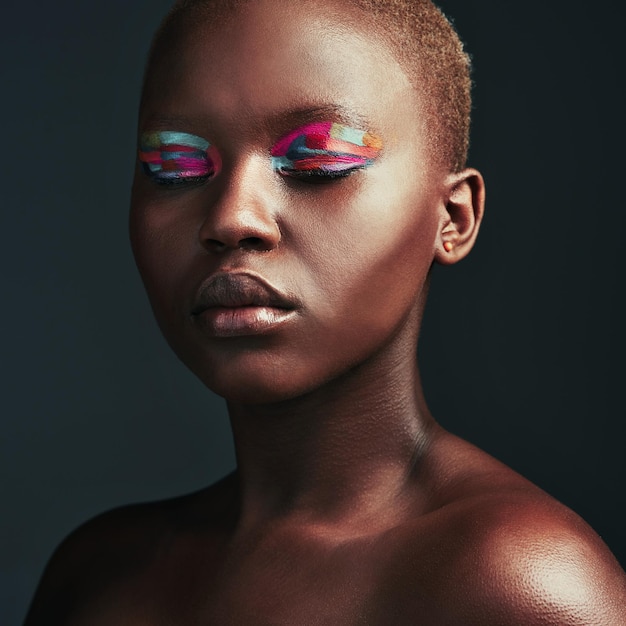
[226, 367, 435, 532]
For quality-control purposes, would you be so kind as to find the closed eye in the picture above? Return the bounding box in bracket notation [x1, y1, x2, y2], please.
[270, 121, 382, 184]
[138, 131, 222, 187]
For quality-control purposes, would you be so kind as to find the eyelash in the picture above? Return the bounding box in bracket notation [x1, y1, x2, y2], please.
[148, 171, 214, 187]
[278, 166, 362, 184]
[144, 159, 359, 188]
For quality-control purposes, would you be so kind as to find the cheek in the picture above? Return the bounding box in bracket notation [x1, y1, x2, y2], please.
[129, 190, 199, 329]
[298, 175, 439, 334]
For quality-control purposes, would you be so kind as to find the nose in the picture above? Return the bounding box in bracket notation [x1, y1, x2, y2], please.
[198, 159, 281, 253]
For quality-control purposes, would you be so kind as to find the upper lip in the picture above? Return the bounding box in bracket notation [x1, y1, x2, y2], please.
[191, 272, 299, 315]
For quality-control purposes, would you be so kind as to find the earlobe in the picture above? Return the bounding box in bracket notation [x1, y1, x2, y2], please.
[435, 168, 485, 266]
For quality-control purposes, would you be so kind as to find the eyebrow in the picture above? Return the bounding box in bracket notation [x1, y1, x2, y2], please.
[139, 114, 204, 132]
[264, 104, 374, 134]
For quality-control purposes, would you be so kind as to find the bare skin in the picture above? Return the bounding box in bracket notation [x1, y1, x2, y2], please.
[25, 1, 626, 624]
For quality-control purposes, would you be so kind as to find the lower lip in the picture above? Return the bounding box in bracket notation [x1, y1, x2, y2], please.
[194, 306, 297, 337]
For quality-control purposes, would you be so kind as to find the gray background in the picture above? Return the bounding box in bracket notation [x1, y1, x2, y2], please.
[2, 1, 624, 624]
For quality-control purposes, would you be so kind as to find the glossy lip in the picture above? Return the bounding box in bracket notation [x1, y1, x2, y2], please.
[191, 272, 300, 337]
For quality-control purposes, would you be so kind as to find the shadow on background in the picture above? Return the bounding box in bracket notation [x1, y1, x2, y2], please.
[2, 1, 624, 623]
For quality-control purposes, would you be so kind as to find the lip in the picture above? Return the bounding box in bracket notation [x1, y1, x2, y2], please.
[191, 272, 300, 337]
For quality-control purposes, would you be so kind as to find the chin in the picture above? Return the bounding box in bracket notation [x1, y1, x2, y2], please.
[200, 373, 315, 406]
[187, 355, 324, 406]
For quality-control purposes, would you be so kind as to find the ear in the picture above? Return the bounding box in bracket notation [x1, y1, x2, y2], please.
[434, 168, 485, 266]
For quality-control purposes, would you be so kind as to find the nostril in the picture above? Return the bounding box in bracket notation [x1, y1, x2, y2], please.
[206, 239, 227, 252]
[239, 236, 267, 251]
[203, 236, 271, 253]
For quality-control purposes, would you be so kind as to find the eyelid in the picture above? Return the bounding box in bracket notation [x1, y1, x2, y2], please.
[270, 121, 383, 176]
[142, 131, 210, 151]
[138, 131, 222, 183]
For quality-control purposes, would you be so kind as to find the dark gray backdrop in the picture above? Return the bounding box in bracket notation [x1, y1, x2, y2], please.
[2, 1, 624, 624]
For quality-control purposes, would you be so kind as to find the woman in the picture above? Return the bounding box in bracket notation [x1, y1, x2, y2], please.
[25, 0, 626, 623]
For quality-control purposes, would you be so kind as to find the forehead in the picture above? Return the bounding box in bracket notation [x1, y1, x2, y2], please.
[141, 0, 425, 144]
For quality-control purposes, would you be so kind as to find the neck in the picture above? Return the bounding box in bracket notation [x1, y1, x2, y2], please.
[226, 313, 436, 533]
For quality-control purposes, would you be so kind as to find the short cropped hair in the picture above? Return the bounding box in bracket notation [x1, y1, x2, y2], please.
[146, 0, 472, 172]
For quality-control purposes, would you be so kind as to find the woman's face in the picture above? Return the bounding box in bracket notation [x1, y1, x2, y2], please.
[130, 0, 449, 403]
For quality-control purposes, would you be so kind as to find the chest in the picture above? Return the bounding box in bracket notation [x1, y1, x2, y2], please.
[185, 535, 379, 624]
[103, 529, 392, 625]
[68, 526, 454, 625]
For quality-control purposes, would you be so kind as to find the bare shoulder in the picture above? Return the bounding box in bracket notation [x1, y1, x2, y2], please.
[394, 432, 626, 624]
[23, 502, 158, 625]
[24, 475, 236, 625]
[441, 493, 626, 625]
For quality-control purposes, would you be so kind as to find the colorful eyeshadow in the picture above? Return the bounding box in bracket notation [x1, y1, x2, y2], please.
[271, 122, 382, 177]
[139, 131, 221, 183]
